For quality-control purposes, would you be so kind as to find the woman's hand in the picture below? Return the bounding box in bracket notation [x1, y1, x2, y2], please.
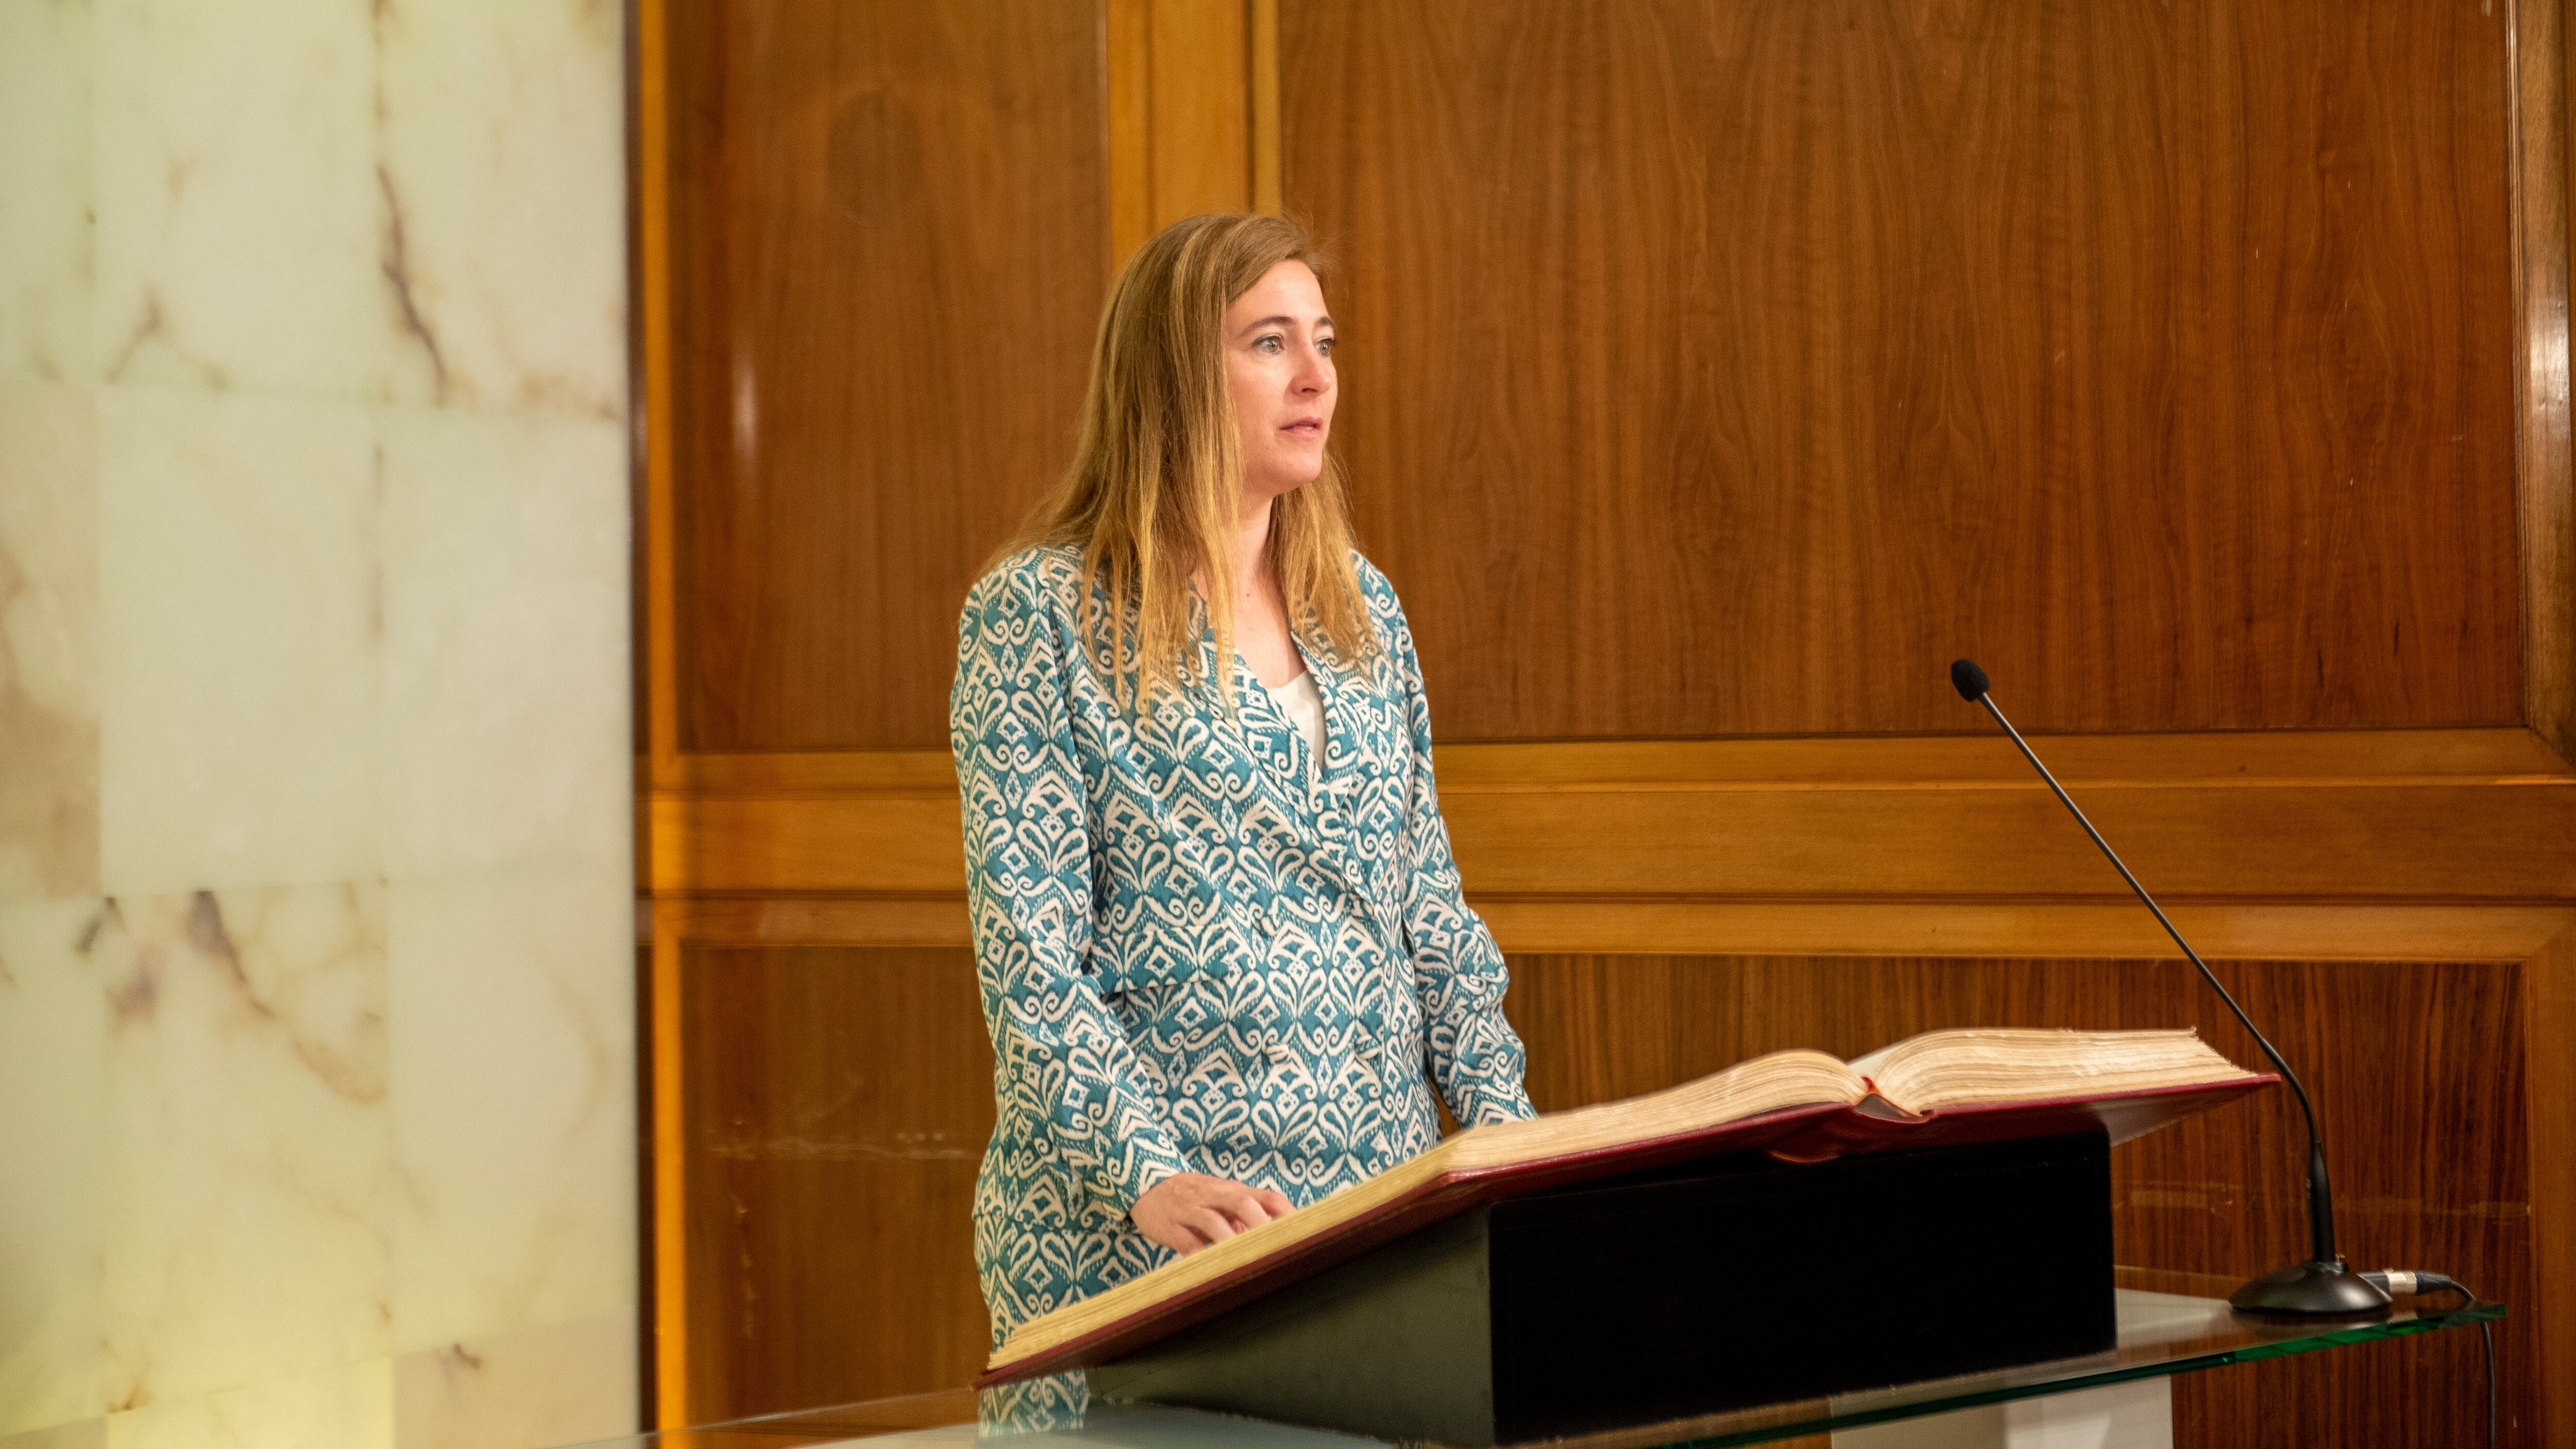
[1130, 1172, 1294, 1255]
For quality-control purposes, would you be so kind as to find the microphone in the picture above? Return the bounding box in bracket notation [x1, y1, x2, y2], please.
[1947, 658, 2391, 1319]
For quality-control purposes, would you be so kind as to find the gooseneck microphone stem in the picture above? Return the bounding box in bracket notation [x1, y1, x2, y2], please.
[1950, 658, 2387, 1318]
[1968, 693, 2337, 1263]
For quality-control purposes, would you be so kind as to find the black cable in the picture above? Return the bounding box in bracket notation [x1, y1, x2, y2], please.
[2362, 1271, 2493, 1449]
[2458, 1286, 2495, 1449]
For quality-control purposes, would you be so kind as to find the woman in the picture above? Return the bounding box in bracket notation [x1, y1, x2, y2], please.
[951, 212, 1534, 1429]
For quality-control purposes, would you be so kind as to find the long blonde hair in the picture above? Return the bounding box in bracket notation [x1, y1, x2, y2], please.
[997, 212, 1374, 711]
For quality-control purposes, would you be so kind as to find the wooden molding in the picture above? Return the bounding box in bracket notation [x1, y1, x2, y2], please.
[644, 726, 2571, 797]
[635, 0, 680, 792]
[1429, 727, 2573, 788]
[632, 0, 684, 1426]
[1147, 0, 1252, 221]
[647, 895, 691, 1429]
[2523, 920, 2576, 1449]
[2525, 0, 2576, 760]
[1477, 900, 2576, 963]
[1249, 0, 1282, 214]
[651, 776, 2576, 897]
[1106, 0, 1152, 268]
[645, 729, 2576, 900]
[653, 750, 956, 795]
[653, 894, 2574, 965]
[1106, 0, 1264, 269]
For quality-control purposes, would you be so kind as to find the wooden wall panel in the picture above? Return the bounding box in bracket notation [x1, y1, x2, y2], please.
[1502, 953, 2532, 1447]
[673, 945, 994, 1419]
[1283, 0, 2523, 742]
[635, 0, 2576, 1439]
[665, 0, 1107, 753]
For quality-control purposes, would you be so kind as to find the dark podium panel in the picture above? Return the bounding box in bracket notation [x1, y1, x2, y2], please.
[1093, 1132, 2117, 1446]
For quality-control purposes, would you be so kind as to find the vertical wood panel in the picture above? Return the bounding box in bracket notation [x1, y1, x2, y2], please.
[1502, 954, 2532, 1447]
[665, 1, 1108, 752]
[636, 0, 2571, 1437]
[1112, 0, 1267, 266]
[1283, 0, 2523, 742]
[2534, 0, 2576, 760]
[2519, 927, 2576, 1449]
[1146, 0, 1252, 221]
[676, 945, 995, 1420]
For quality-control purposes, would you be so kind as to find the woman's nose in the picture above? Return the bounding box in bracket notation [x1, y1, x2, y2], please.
[1293, 346, 1330, 394]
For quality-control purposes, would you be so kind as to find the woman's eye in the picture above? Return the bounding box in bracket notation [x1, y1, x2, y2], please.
[1318, 337, 1334, 357]
[1256, 335, 1284, 354]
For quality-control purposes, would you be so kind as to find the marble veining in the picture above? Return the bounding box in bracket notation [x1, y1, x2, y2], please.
[0, 1, 96, 385]
[94, 0, 400, 399]
[99, 1358, 392, 1449]
[387, 868, 633, 1354]
[388, 1311, 634, 1449]
[2, 2, 637, 1445]
[0, 901, 108, 1437]
[374, 0, 628, 418]
[99, 885, 392, 1411]
[0, 382, 99, 904]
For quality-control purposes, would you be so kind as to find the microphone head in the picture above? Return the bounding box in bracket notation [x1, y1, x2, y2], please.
[1950, 658, 1990, 701]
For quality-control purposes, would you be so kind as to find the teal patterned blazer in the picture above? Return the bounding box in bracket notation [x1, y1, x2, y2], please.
[951, 543, 1534, 1422]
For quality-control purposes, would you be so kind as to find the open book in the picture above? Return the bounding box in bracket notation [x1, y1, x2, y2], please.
[980, 1027, 2273, 1386]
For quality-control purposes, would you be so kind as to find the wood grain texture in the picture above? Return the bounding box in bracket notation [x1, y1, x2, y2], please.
[1146, 0, 1253, 224]
[672, 944, 995, 1423]
[659, 726, 2572, 794]
[2533, 0, 2576, 762]
[650, 901, 693, 1427]
[2519, 925, 2576, 1449]
[663, 0, 1107, 752]
[634, 0, 2574, 1435]
[646, 895, 2576, 970]
[1475, 901, 2576, 964]
[1283, 0, 2523, 741]
[648, 775, 2576, 898]
[1113, 0, 1266, 265]
[1502, 953, 2535, 1447]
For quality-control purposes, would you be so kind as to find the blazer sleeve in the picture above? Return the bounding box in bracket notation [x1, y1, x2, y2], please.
[1383, 589, 1537, 1127]
[952, 564, 1192, 1214]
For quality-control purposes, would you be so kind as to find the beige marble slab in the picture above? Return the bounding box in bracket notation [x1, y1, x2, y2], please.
[381, 406, 630, 881]
[97, 387, 381, 897]
[93, 0, 426, 400]
[8, 3, 642, 1444]
[103, 1356, 391, 1449]
[0, 900, 111, 1436]
[391, 1311, 637, 1449]
[387, 866, 634, 1355]
[97, 885, 391, 1410]
[0, 381, 99, 904]
[0, 1418, 106, 1449]
[0, 0, 96, 385]
[376, 0, 627, 418]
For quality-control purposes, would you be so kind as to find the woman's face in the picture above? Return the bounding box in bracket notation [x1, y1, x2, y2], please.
[1224, 259, 1336, 508]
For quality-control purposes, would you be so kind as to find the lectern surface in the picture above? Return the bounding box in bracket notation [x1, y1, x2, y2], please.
[564, 1272, 2502, 1449]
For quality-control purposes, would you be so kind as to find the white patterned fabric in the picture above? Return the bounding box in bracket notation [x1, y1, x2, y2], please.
[1265, 670, 1327, 775]
[952, 544, 1535, 1430]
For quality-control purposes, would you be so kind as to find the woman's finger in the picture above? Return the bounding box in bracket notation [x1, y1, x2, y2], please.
[1256, 1186, 1293, 1217]
[1185, 1207, 1239, 1246]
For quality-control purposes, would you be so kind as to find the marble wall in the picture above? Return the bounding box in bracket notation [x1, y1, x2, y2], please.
[0, 2, 635, 1446]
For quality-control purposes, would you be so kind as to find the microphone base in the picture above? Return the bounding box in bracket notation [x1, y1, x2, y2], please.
[2228, 1259, 2393, 1320]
